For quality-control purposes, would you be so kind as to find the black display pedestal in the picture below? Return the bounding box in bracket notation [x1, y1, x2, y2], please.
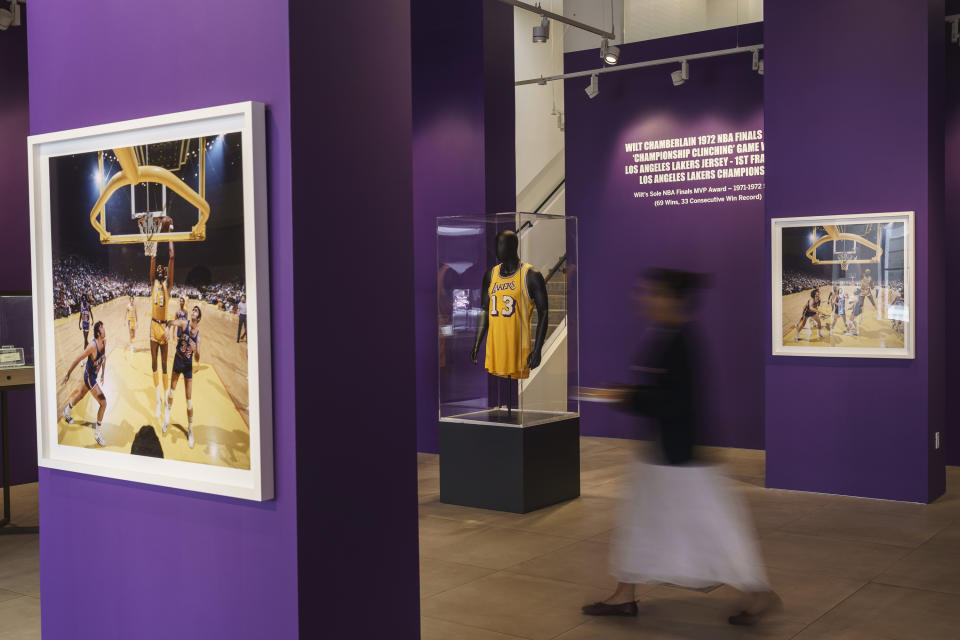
[438, 414, 580, 514]
[0, 367, 38, 535]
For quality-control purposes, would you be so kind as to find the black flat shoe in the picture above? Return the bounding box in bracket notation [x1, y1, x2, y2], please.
[728, 610, 758, 626]
[582, 601, 638, 617]
[729, 592, 783, 626]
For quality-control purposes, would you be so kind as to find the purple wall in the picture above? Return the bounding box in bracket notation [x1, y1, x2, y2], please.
[764, 0, 945, 502]
[413, 0, 515, 453]
[0, 17, 37, 487]
[0, 19, 31, 292]
[27, 1, 299, 638]
[289, 1, 420, 638]
[564, 26, 766, 450]
[946, 3, 960, 466]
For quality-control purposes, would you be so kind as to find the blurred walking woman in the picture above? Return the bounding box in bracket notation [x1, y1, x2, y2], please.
[582, 269, 779, 626]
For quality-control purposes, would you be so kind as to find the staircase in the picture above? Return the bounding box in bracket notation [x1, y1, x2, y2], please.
[515, 164, 569, 412]
[531, 269, 567, 345]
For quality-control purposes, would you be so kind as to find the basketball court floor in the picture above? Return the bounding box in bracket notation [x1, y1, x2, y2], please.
[781, 286, 905, 349]
[53, 296, 249, 468]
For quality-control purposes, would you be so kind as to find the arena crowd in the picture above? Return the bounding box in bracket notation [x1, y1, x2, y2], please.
[781, 270, 904, 296]
[54, 256, 246, 318]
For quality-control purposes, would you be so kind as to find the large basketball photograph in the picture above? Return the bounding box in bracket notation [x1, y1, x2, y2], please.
[772, 212, 914, 359]
[29, 103, 273, 500]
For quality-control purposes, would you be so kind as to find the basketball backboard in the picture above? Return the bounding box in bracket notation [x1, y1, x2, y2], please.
[90, 139, 211, 245]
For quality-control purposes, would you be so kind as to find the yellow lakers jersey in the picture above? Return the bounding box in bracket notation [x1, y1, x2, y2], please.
[151, 280, 168, 323]
[484, 263, 534, 379]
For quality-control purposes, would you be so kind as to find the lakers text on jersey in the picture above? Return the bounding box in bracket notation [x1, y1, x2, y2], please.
[484, 263, 533, 379]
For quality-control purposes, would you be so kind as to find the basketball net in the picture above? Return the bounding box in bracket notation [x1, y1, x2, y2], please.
[837, 251, 854, 272]
[138, 215, 158, 257]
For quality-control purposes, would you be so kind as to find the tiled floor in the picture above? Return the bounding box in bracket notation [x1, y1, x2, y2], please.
[0, 482, 41, 640]
[418, 438, 960, 640]
[3, 442, 960, 639]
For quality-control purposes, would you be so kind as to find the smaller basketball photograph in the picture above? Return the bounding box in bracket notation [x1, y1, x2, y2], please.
[29, 103, 273, 500]
[772, 212, 914, 359]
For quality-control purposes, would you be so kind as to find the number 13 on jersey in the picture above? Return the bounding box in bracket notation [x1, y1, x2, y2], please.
[490, 294, 516, 318]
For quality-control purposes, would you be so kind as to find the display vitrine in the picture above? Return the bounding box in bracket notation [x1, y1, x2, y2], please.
[436, 213, 580, 513]
[437, 212, 579, 426]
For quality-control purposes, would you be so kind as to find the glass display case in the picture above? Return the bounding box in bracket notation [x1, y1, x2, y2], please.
[437, 213, 578, 427]
[0, 293, 34, 372]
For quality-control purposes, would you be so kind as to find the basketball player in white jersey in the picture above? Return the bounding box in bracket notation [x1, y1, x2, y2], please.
[830, 286, 850, 334]
[126, 294, 137, 352]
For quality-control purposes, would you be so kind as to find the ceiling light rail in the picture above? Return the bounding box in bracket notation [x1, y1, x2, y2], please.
[516, 44, 764, 87]
[496, 0, 615, 40]
[0, 0, 24, 31]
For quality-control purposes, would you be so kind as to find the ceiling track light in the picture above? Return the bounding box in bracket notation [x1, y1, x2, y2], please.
[585, 73, 599, 99]
[752, 49, 764, 76]
[601, 38, 620, 65]
[514, 44, 764, 89]
[671, 60, 689, 87]
[0, 0, 20, 31]
[498, 0, 614, 41]
[533, 15, 550, 43]
[947, 15, 960, 46]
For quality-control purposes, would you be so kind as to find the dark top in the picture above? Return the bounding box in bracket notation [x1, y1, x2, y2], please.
[630, 325, 699, 465]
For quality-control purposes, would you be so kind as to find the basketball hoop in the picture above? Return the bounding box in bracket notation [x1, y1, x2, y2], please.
[137, 215, 158, 257]
[836, 251, 855, 272]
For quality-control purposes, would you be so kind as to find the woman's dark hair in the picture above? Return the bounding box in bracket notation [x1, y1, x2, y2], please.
[644, 268, 706, 298]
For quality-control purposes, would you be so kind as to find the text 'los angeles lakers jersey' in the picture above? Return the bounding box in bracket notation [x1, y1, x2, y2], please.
[484, 263, 534, 379]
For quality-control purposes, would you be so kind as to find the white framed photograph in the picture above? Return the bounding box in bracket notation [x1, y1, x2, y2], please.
[28, 102, 274, 500]
[772, 211, 915, 359]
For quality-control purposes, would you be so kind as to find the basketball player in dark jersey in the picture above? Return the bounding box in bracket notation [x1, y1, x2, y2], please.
[61, 320, 108, 446]
[794, 288, 824, 342]
[79, 293, 94, 349]
[162, 305, 202, 449]
[890, 288, 905, 338]
[171, 295, 188, 342]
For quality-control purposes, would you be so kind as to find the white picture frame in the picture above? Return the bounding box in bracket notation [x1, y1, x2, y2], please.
[771, 211, 915, 359]
[28, 102, 274, 500]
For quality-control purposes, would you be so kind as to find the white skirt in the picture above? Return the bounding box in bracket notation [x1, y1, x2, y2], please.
[610, 459, 769, 592]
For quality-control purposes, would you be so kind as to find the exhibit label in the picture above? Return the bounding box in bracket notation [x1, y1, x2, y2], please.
[624, 129, 764, 207]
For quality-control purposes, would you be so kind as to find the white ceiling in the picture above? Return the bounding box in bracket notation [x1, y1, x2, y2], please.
[563, 0, 763, 53]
